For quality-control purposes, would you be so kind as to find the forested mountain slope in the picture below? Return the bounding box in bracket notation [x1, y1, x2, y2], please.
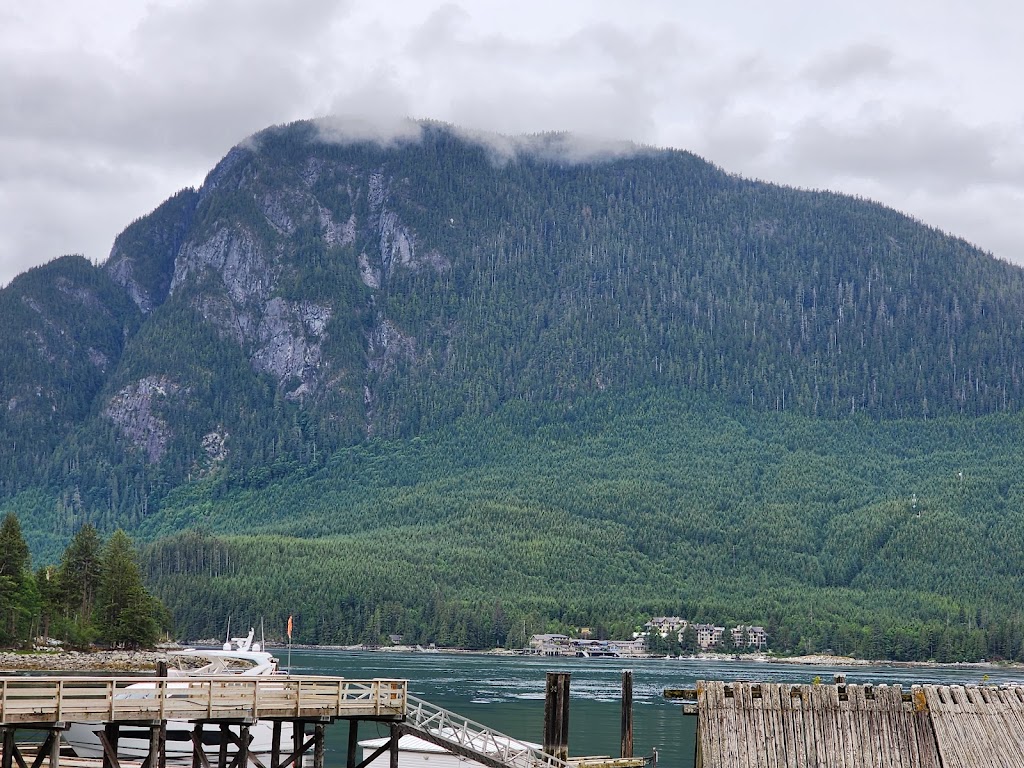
[140, 391, 1024, 660]
[3, 119, 1024, 658]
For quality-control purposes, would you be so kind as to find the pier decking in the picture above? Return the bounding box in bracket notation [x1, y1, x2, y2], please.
[0, 676, 406, 725]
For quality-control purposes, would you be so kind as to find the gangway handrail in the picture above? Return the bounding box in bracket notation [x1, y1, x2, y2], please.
[404, 694, 570, 768]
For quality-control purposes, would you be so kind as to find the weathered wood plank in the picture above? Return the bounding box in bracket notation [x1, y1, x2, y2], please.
[930, 685, 968, 768]
[847, 685, 870, 768]
[721, 682, 738, 768]
[791, 686, 810, 768]
[826, 683, 848, 768]
[739, 684, 759, 768]
[994, 686, 1024, 768]
[759, 684, 778, 768]
[909, 687, 938, 768]
[688, 680, 1024, 768]
[780, 685, 797, 768]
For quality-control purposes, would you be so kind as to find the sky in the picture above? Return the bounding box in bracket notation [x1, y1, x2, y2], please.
[2, 0, 1023, 287]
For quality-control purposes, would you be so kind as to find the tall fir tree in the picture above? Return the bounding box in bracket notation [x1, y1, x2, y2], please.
[95, 529, 160, 648]
[0, 511, 34, 645]
[59, 523, 103, 625]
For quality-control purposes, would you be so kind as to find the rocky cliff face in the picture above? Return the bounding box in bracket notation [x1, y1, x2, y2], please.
[93, 125, 456, 462]
[103, 376, 182, 463]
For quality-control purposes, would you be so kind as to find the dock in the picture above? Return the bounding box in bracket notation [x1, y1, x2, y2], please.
[2, 673, 626, 768]
[1, 675, 405, 768]
[667, 679, 1024, 767]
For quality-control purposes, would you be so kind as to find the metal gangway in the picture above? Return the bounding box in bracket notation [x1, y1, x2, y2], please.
[398, 694, 570, 768]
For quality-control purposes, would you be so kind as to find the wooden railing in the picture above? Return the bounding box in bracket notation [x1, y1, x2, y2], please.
[0, 676, 406, 725]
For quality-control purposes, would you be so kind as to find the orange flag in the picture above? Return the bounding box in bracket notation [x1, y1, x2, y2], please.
[287, 615, 293, 641]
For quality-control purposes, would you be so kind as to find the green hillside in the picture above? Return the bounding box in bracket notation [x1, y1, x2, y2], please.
[90, 390, 1024, 661]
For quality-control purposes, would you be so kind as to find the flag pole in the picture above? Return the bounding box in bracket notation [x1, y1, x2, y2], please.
[287, 614, 293, 672]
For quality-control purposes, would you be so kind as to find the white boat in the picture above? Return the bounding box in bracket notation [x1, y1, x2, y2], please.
[64, 628, 294, 762]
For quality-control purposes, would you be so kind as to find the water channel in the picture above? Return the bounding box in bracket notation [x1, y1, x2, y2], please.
[288, 649, 1024, 768]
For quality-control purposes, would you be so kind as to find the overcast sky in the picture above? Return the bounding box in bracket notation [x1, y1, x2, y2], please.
[3, 0, 1023, 287]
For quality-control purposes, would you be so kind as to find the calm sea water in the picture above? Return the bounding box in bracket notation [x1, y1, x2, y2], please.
[285, 649, 1024, 768]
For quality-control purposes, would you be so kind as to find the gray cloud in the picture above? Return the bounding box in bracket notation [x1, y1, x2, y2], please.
[313, 114, 424, 147]
[3, 0, 1024, 285]
[785, 108, 1021, 191]
[801, 43, 897, 88]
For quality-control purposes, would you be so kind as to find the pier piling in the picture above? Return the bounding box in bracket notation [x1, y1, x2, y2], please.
[542, 672, 570, 763]
[619, 671, 633, 759]
[345, 722, 358, 768]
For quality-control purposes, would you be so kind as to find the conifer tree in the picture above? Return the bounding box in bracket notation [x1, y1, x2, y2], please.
[59, 523, 103, 624]
[95, 529, 159, 648]
[0, 511, 33, 645]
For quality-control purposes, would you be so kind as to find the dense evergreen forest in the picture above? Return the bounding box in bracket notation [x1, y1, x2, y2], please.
[8, 390, 1020, 661]
[3, 120, 1024, 660]
[0, 512, 168, 648]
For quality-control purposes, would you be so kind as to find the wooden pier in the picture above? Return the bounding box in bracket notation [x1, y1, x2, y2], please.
[1, 675, 406, 768]
[0, 675, 406, 724]
[667, 679, 1024, 767]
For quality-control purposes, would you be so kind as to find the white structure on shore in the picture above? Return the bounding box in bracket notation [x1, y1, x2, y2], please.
[731, 625, 768, 650]
[528, 634, 647, 657]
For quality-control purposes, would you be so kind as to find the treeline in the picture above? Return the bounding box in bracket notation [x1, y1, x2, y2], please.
[0, 512, 169, 649]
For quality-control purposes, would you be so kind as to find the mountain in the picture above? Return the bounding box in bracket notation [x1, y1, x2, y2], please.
[4, 119, 1024, 657]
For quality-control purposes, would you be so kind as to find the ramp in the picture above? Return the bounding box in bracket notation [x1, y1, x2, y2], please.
[401, 694, 569, 768]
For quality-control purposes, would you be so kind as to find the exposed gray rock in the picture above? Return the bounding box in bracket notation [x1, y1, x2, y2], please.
[261, 191, 297, 235]
[359, 252, 381, 289]
[379, 210, 415, 274]
[251, 298, 332, 400]
[172, 228, 275, 305]
[301, 156, 324, 187]
[368, 316, 416, 374]
[297, 300, 331, 336]
[104, 376, 181, 463]
[320, 209, 356, 248]
[87, 348, 109, 371]
[195, 294, 251, 345]
[201, 429, 229, 465]
[106, 254, 154, 312]
[368, 172, 387, 209]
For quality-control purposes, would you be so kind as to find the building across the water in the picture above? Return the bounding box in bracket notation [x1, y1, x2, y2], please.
[528, 635, 647, 657]
[729, 625, 768, 650]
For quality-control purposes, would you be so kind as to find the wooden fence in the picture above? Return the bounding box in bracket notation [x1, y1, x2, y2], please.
[672, 680, 1024, 767]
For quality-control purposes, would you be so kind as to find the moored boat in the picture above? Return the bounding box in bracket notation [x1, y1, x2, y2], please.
[64, 628, 293, 761]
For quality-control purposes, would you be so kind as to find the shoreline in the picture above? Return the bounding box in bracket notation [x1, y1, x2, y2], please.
[1, 645, 1013, 673]
[0, 649, 169, 672]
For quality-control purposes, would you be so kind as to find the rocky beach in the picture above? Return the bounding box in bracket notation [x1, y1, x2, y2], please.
[0, 650, 169, 672]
